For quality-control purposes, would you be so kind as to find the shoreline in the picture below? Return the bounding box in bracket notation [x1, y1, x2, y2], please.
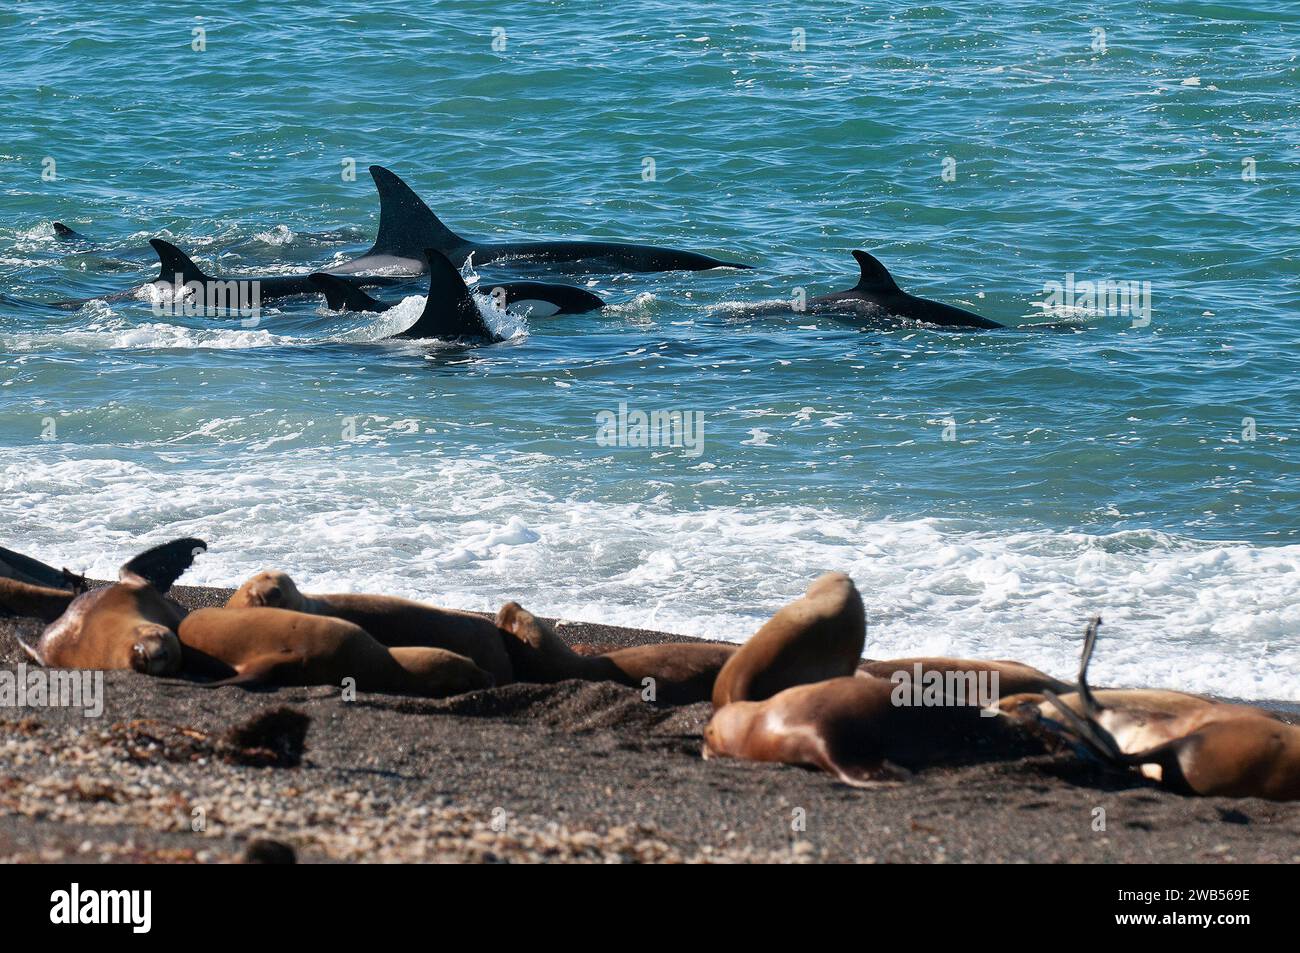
[1, 581, 1297, 863]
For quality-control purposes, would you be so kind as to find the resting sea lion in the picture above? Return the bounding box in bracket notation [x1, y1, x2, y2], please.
[703, 675, 1017, 785]
[0, 544, 89, 623]
[1001, 618, 1300, 800]
[178, 606, 493, 697]
[711, 572, 865, 708]
[860, 657, 1071, 700]
[495, 602, 736, 704]
[225, 570, 514, 685]
[17, 538, 204, 672]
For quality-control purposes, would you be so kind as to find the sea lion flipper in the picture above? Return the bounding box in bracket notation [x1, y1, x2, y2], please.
[200, 656, 294, 691]
[826, 756, 910, 788]
[119, 538, 207, 593]
[1076, 615, 1103, 713]
[1040, 689, 1125, 764]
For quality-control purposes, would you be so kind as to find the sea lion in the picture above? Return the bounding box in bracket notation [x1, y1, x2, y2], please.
[18, 538, 204, 673]
[226, 570, 514, 685]
[1003, 618, 1300, 800]
[0, 544, 89, 622]
[177, 606, 492, 697]
[711, 572, 865, 709]
[703, 675, 1018, 786]
[860, 657, 1072, 700]
[495, 602, 737, 704]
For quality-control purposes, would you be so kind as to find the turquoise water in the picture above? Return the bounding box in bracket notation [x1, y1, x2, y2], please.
[2, 3, 1297, 698]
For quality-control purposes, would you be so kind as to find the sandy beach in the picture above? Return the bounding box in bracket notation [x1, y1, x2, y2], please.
[1, 581, 1296, 865]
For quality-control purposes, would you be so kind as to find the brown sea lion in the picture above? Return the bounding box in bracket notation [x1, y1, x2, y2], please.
[703, 675, 1016, 785]
[0, 578, 80, 623]
[178, 606, 494, 697]
[1003, 618, 1300, 800]
[225, 570, 514, 685]
[861, 657, 1072, 700]
[17, 538, 204, 673]
[0, 544, 88, 623]
[495, 602, 737, 704]
[0, 543, 88, 592]
[711, 572, 865, 709]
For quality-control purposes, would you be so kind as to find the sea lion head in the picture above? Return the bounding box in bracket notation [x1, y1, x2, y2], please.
[30, 538, 203, 671]
[701, 701, 762, 761]
[227, 570, 305, 610]
[495, 601, 578, 682]
[128, 623, 183, 676]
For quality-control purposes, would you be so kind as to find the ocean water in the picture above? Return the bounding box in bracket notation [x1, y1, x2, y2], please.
[1, 3, 1297, 699]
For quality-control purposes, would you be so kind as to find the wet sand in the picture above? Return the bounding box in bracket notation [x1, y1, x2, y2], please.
[1, 582, 1297, 863]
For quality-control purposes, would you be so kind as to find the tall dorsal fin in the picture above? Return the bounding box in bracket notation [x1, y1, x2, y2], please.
[149, 239, 210, 285]
[398, 249, 498, 341]
[366, 166, 465, 259]
[309, 273, 387, 312]
[119, 538, 206, 593]
[852, 250, 901, 293]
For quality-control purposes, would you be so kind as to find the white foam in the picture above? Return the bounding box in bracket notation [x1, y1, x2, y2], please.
[0, 321, 290, 351]
[3, 448, 1296, 701]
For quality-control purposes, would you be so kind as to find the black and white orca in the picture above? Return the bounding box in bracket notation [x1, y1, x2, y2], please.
[326, 165, 750, 276]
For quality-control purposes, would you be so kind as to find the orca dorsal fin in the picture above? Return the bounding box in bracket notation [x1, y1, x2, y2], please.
[366, 166, 465, 260]
[852, 250, 901, 294]
[149, 239, 210, 285]
[398, 249, 497, 341]
[119, 538, 206, 593]
[309, 273, 387, 312]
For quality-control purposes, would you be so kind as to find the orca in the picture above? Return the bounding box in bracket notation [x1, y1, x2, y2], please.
[727, 250, 1004, 330]
[311, 257, 604, 317]
[142, 239, 408, 305]
[373, 247, 503, 343]
[326, 165, 751, 276]
[52, 222, 89, 241]
[22, 239, 407, 312]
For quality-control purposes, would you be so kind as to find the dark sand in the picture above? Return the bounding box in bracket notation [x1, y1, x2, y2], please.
[1, 582, 1296, 863]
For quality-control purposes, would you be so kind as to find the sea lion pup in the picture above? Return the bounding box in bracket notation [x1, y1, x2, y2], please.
[226, 570, 514, 685]
[860, 657, 1071, 700]
[711, 572, 865, 709]
[178, 607, 493, 697]
[16, 538, 205, 673]
[1002, 618, 1299, 800]
[703, 676, 1013, 786]
[494, 602, 737, 704]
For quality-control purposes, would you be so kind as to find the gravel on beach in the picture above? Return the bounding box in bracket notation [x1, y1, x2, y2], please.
[1, 582, 1297, 864]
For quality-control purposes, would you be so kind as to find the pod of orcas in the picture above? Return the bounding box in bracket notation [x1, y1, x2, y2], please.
[2, 540, 1295, 801]
[19, 164, 1007, 340]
